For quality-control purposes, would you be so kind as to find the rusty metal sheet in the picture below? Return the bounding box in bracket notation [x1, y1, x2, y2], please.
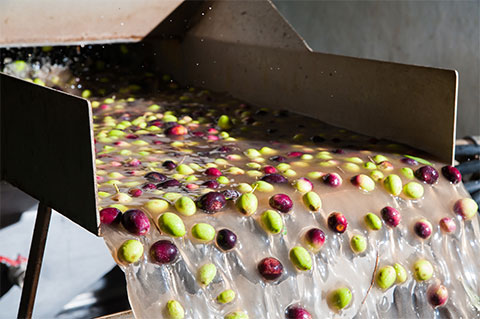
[0, 0, 183, 47]
[0, 73, 99, 234]
[150, 0, 457, 164]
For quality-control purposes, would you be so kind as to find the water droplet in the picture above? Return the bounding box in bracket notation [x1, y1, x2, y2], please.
[379, 295, 390, 311]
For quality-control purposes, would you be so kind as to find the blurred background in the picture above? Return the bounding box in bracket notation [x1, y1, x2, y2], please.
[1, 1, 478, 318]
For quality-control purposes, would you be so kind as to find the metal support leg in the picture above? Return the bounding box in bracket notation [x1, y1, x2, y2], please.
[17, 203, 52, 319]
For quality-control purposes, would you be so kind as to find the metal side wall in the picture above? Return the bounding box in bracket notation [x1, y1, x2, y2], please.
[0, 73, 99, 234]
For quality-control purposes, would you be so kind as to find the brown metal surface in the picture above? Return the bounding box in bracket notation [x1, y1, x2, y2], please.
[0, 0, 183, 47]
[0, 73, 99, 234]
[151, 0, 458, 164]
[17, 203, 52, 319]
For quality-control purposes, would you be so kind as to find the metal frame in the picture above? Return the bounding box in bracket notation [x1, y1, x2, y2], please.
[17, 204, 52, 319]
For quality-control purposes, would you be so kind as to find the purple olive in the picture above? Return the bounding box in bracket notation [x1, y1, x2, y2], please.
[381, 206, 401, 228]
[205, 167, 222, 177]
[441, 166, 462, 184]
[305, 228, 326, 252]
[126, 158, 141, 167]
[323, 173, 342, 187]
[157, 179, 181, 188]
[285, 305, 312, 319]
[413, 219, 433, 239]
[150, 240, 178, 264]
[216, 229, 237, 250]
[192, 131, 205, 137]
[121, 209, 150, 235]
[401, 157, 418, 165]
[128, 188, 143, 197]
[287, 151, 303, 158]
[414, 166, 439, 184]
[216, 146, 232, 153]
[269, 155, 287, 163]
[439, 217, 456, 233]
[148, 119, 163, 127]
[263, 166, 277, 174]
[328, 212, 348, 233]
[162, 160, 177, 170]
[261, 174, 288, 184]
[427, 283, 449, 308]
[269, 194, 293, 213]
[203, 180, 220, 189]
[144, 171, 167, 183]
[142, 183, 157, 190]
[100, 207, 122, 225]
[221, 189, 241, 201]
[197, 192, 226, 213]
[258, 257, 284, 280]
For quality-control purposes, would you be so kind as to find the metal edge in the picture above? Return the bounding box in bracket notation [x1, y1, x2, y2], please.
[267, 0, 312, 51]
[452, 70, 459, 165]
[86, 96, 100, 234]
[0, 0, 185, 48]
